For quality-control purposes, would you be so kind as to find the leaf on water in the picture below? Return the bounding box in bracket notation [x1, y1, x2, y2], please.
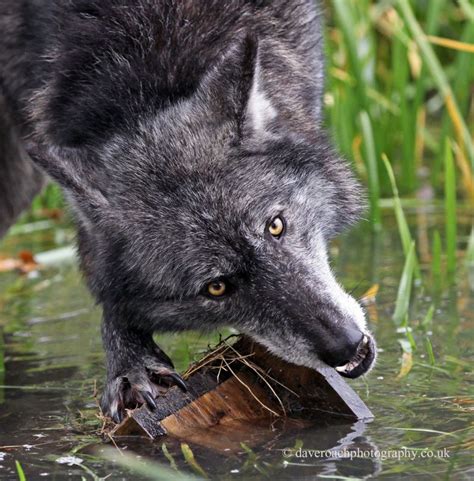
[55, 456, 83, 466]
[398, 338, 412, 354]
[293, 439, 304, 451]
[15, 461, 26, 481]
[0, 251, 39, 274]
[421, 305, 435, 329]
[424, 337, 436, 366]
[360, 284, 379, 305]
[181, 444, 208, 479]
[18, 251, 35, 264]
[397, 351, 413, 379]
[452, 397, 474, 406]
[0, 246, 77, 274]
[36, 208, 64, 220]
[0, 258, 21, 272]
[161, 443, 178, 472]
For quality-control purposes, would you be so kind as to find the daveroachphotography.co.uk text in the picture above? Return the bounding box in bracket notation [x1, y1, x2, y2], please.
[282, 447, 451, 462]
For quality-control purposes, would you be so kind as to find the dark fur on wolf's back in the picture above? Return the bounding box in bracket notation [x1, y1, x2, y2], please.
[0, 0, 374, 422]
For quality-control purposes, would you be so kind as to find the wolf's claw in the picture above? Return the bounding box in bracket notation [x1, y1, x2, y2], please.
[100, 357, 184, 422]
[111, 409, 123, 425]
[167, 372, 187, 392]
[142, 391, 158, 410]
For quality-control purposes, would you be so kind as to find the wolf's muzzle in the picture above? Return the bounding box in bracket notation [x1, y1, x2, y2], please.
[318, 325, 363, 366]
[318, 327, 376, 378]
[335, 334, 376, 378]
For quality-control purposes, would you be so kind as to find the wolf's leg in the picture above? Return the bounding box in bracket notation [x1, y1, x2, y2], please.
[0, 96, 45, 237]
[100, 308, 187, 423]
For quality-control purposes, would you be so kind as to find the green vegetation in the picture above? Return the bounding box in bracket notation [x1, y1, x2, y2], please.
[102, 448, 202, 481]
[393, 241, 416, 324]
[327, 0, 473, 204]
[15, 461, 26, 481]
[444, 140, 458, 275]
[325, 0, 472, 333]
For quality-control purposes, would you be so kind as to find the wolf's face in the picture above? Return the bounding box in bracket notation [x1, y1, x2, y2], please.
[29, 37, 376, 378]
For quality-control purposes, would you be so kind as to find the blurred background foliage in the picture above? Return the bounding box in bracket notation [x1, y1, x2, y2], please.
[325, 0, 473, 224]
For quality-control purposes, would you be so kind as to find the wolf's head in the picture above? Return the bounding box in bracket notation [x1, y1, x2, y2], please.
[29, 37, 376, 378]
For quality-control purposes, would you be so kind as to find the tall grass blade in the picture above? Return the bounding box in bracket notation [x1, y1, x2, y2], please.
[393, 241, 416, 324]
[332, 0, 368, 109]
[382, 154, 420, 279]
[397, 0, 474, 168]
[444, 141, 457, 275]
[421, 305, 435, 329]
[459, 0, 474, 21]
[424, 337, 436, 366]
[431, 230, 442, 288]
[391, 28, 416, 192]
[427, 35, 474, 53]
[359, 111, 381, 228]
[401, 314, 417, 350]
[15, 461, 26, 481]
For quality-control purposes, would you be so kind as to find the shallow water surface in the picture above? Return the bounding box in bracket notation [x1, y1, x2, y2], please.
[0, 205, 472, 480]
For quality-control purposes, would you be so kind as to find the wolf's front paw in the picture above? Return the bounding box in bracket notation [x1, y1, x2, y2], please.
[100, 357, 187, 423]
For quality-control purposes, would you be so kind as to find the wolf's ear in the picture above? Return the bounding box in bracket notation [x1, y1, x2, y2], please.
[24, 141, 109, 219]
[197, 35, 279, 139]
[195, 36, 276, 137]
[241, 45, 278, 139]
[194, 35, 258, 129]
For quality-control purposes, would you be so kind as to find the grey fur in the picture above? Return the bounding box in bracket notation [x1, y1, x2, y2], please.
[0, 96, 45, 236]
[0, 0, 376, 421]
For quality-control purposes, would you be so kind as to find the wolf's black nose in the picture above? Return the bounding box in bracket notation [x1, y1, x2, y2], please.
[319, 327, 364, 368]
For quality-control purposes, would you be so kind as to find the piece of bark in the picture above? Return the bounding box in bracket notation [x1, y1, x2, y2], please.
[111, 335, 373, 447]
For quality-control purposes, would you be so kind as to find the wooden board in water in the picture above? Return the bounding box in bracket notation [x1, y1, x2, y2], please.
[111, 336, 373, 450]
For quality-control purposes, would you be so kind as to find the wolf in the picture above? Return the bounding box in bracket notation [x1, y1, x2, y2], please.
[0, 0, 376, 422]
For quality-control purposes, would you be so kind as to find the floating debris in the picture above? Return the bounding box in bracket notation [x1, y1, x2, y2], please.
[55, 456, 83, 466]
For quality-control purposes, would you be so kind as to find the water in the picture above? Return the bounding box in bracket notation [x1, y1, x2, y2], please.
[0, 205, 472, 480]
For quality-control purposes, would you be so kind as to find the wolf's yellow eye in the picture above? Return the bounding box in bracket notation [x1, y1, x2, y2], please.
[207, 280, 226, 297]
[268, 216, 285, 237]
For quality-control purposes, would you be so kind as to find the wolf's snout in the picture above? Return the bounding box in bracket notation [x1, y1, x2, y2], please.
[334, 333, 376, 379]
[318, 326, 364, 368]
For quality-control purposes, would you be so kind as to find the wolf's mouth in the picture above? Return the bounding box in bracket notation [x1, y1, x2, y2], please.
[335, 334, 376, 378]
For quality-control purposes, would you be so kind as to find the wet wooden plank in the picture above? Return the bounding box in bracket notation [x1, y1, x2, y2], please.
[111, 335, 373, 447]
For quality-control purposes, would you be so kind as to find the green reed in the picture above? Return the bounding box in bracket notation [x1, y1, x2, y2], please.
[444, 141, 458, 275]
[326, 0, 472, 258]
